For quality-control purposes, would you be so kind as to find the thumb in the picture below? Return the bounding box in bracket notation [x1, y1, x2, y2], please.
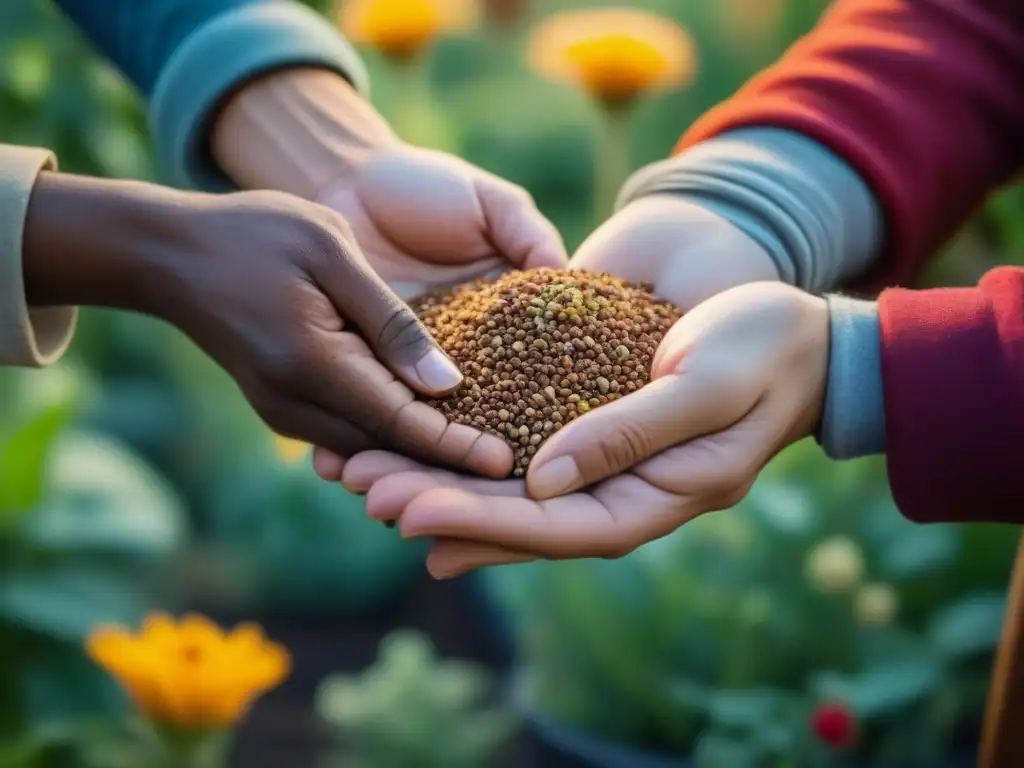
[311, 233, 463, 397]
[525, 358, 755, 500]
[474, 174, 568, 270]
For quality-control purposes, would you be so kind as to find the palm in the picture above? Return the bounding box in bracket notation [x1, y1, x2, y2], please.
[340, 446, 712, 578]
[318, 145, 565, 300]
[570, 195, 778, 312]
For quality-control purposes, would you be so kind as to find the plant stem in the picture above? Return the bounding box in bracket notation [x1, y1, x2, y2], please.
[156, 728, 229, 768]
[594, 105, 633, 226]
[389, 56, 436, 147]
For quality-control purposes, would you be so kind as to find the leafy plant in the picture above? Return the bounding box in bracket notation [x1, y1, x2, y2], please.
[316, 629, 518, 768]
[0, 366, 188, 747]
[486, 440, 1012, 764]
[200, 434, 427, 617]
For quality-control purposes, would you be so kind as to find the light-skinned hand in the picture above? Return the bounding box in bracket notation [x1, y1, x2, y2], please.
[210, 70, 568, 479]
[339, 280, 829, 578]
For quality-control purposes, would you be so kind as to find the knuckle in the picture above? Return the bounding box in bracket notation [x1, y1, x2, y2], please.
[596, 420, 652, 475]
[256, 341, 316, 394]
[377, 308, 433, 360]
[291, 218, 354, 268]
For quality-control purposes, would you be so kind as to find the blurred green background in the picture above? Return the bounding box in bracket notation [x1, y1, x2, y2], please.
[1, 0, 1022, 765]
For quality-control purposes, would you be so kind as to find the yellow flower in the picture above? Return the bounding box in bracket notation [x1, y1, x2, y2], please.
[86, 612, 291, 730]
[274, 435, 309, 463]
[338, 0, 479, 61]
[527, 9, 696, 108]
[805, 537, 865, 595]
[855, 583, 899, 627]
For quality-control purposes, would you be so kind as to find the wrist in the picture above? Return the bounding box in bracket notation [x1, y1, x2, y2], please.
[22, 173, 198, 316]
[607, 197, 780, 311]
[210, 68, 399, 199]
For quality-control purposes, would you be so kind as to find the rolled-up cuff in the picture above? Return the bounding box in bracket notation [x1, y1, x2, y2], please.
[818, 295, 885, 459]
[616, 128, 882, 295]
[149, 2, 370, 192]
[0, 145, 76, 368]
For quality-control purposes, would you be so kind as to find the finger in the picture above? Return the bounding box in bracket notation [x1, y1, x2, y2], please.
[474, 175, 568, 270]
[397, 473, 683, 558]
[363, 469, 525, 522]
[633, 402, 780, 501]
[312, 447, 346, 482]
[309, 233, 465, 397]
[262, 399, 379, 459]
[304, 332, 514, 478]
[426, 538, 536, 579]
[342, 451, 440, 491]
[525, 370, 747, 499]
[344, 451, 525, 493]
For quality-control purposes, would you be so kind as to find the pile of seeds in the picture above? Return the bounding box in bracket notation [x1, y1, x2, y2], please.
[411, 268, 681, 476]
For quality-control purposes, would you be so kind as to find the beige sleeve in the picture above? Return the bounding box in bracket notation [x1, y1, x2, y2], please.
[0, 144, 76, 368]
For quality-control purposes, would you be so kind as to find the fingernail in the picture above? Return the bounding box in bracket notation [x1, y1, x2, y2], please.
[529, 455, 583, 498]
[415, 349, 463, 393]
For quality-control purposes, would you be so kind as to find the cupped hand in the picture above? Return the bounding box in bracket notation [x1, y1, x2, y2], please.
[318, 143, 567, 300]
[570, 194, 780, 312]
[311, 143, 568, 481]
[339, 282, 830, 578]
[157, 189, 515, 478]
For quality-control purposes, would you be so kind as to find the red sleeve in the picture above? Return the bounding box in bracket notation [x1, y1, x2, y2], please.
[879, 267, 1024, 525]
[677, 0, 1024, 293]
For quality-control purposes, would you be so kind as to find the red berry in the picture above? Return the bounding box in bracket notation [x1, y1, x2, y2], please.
[811, 702, 857, 749]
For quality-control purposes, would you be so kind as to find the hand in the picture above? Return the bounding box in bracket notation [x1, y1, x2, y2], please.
[339, 282, 830, 577]
[213, 71, 567, 298]
[210, 70, 568, 479]
[23, 174, 514, 478]
[570, 194, 780, 312]
[317, 144, 566, 300]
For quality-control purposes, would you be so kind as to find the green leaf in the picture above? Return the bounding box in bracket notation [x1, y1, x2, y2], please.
[18, 640, 127, 729]
[693, 732, 765, 768]
[0, 402, 74, 525]
[0, 569, 145, 642]
[706, 688, 788, 729]
[877, 523, 960, 580]
[813, 657, 942, 718]
[0, 722, 76, 768]
[19, 431, 187, 559]
[928, 592, 1006, 659]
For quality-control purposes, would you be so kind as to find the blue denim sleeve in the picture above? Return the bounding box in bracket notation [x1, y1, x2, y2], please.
[51, 0, 270, 96]
[49, 0, 369, 190]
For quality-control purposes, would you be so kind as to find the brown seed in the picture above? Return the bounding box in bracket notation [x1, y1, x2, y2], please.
[409, 268, 680, 476]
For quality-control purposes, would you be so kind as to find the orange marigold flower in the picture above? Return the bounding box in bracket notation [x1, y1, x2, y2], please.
[338, 0, 479, 61]
[527, 8, 696, 108]
[86, 612, 291, 731]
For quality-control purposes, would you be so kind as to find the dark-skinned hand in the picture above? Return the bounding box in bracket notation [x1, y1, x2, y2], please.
[21, 173, 515, 477]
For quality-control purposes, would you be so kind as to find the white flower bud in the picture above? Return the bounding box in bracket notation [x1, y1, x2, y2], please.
[805, 537, 865, 594]
[855, 583, 899, 626]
